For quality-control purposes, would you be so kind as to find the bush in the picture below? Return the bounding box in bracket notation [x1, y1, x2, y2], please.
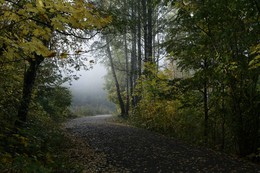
[0, 112, 82, 172]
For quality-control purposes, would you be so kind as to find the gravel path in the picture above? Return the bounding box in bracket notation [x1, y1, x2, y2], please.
[66, 115, 260, 173]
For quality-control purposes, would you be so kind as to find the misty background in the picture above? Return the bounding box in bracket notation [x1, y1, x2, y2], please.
[67, 62, 116, 116]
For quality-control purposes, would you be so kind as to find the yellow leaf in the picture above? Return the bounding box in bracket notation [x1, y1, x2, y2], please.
[60, 52, 68, 58]
[75, 50, 83, 54]
[249, 55, 260, 69]
[36, 0, 44, 7]
[46, 51, 57, 57]
[33, 29, 41, 36]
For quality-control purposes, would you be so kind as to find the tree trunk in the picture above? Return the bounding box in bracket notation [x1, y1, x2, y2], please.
[220, 85, 226, 151]
[147, 0, 153, 62]
[137, 0, 142, 77]
[203, 81, 209, 144]
[124, 32, 129, 117]
[142, 0, 148, 62]
[16, 55, 44, 127]
[106, 36, 126, 118]
[142, 0, 154, 76]
[134, 0, 143, 106]
[131, 1, 138, 107]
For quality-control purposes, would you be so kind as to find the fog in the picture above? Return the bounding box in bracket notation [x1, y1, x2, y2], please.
[67, 63, 115, 115]
[70, 63, 106, 94]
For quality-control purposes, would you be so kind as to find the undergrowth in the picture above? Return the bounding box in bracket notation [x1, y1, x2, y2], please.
[0, 114, 83, 172]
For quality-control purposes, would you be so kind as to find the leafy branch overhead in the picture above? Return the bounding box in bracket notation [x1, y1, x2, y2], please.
[0, 0, 112, 60]
[0, 0, 112, 125]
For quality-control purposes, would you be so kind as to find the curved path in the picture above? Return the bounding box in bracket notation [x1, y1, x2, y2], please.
[66, 115, 260, 173]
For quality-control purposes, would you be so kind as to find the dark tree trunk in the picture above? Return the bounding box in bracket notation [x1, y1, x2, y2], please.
[124, 32, 129, 117]
[135, 0, 143, 106]
[137, 0, 142, 77]
[131, 35, 137, 106]
[131, 1, 138, 107]
[220, 86, 226, 151]
[142, 0, 148, 62]
[142, 0, 154, 77]
[202, 58, 209, 144]
[147, 0, 153, 62]
[106, 36, 126, 118]
[16, 55, 44, 127]
[203, 81, 209, 144]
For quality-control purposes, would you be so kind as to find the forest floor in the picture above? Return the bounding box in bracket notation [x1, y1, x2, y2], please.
[65, 115, 260, 173]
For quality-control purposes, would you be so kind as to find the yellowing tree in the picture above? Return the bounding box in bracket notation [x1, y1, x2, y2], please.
[0, 0, 111, 126]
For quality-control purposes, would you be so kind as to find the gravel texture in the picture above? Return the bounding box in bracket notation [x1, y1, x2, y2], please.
[65, 115, 260, 173]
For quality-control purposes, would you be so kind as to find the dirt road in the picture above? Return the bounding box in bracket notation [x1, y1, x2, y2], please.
[66, 115, 260, 173]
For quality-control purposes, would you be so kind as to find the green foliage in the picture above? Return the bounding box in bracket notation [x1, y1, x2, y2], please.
[1, 0, 113, 122]
[132, 65, 179, 133]
[0, 0, 112, 60]
[35, 86, 72, 121]
[0, 79, 76, 171]
[0, 113, 77, 172]
[164, 0, 260, 157]
[0, 0, 114, 171]
[131, 65, 203, 144]
[249, 43, 260, 69]
[92, 0, 260, 162]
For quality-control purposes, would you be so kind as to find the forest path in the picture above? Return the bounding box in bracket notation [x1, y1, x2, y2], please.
[65, 115, 260, 173]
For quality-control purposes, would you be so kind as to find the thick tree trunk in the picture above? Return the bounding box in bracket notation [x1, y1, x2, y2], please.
[16, 55, 44, 127]
[106, 36, 126, 118]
